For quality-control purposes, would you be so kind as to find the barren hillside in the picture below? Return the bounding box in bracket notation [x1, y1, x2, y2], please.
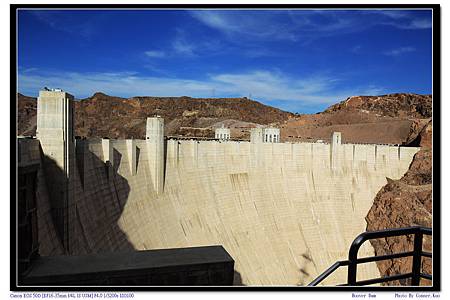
[281, 93, 431, 145]
[16, 92, 292, 139]
[324, 93, 432, 118]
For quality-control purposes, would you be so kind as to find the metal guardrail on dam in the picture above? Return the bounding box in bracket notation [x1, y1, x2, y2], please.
[308, 226, 432, 286]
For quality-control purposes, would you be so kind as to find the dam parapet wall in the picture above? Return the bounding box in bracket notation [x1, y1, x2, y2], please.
[20, 136, 418, 181]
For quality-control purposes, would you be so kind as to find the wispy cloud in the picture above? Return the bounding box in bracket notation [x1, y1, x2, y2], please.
[371, 10, 432, 29]
[350, 45, 362, 54]
[18, 66, 39, 73]
[375, 10, 409, 19]
[190, 10, 431, 43]
[241, 48, 279, 58]
[166, 29, 227, 58]
[28, 10, 102, 38]
[171, 29, 197, 56]
[210, 71, 346, 103]
[18, 68, 384, 112]
[190, 11, 301, 41]
[144, 50, 166, 58]
[383, 46, 416, 56]
[172, 38, 196, 56]
[401, 18, 432, 29]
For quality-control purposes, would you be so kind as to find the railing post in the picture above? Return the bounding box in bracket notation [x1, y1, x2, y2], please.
[411, 230, 423, 286]
[348, 237, 362, 285]
[347, 258, 357, 285]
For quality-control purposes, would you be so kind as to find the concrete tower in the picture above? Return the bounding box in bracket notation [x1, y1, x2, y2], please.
[36, 89, 75, 252]
[250, 128, 264, 143]
[146, 116, 165, 194]
[330, 132, 342, 170]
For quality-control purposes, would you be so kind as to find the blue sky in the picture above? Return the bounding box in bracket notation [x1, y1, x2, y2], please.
[17, 9, 432, 113]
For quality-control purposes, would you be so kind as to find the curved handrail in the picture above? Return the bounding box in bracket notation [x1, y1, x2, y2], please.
[309, 226, 432, 286]
[348, 226, 430, 284]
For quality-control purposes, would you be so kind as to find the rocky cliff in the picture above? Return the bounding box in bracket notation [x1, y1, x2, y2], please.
[366, 121, 432, 286]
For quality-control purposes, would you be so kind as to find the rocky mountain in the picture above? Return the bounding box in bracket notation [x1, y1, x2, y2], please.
[324, 93, 432, 119]
[17, 92, 293, 139]
[17, 93, 38, 136]
[17, 92, 432, 144]
[281, 93, 432, 145]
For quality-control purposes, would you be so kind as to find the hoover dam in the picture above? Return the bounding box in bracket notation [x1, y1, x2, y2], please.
[17, 90, 420, 286]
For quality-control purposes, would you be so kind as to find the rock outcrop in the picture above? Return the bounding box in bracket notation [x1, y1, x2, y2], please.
[324, 93, 432, 119]
[366, 121, 432, 286]
[282, 93, 432, 145]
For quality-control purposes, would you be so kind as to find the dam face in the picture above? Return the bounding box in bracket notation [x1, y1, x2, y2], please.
[17, 91, 420, 286]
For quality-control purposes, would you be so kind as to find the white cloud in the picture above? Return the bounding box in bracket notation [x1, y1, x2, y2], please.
[383, 46, 416, 57]
[29, 10, 97, 38]
[18, 66, 38, 73]
[371, 10, 432, 29]
[406, 18, 432, 29]
[351, 45, 362, 53]
[190, 11, 299, 41]
[171, 29, 197, 56]
[167, 29, 226, 57]
[190, 10, 432, 43]
[375, 10, 409, 19]
[242, 48, 276, 58]
[172, 39, 196, 56]
[18, 69, 384, 111]
[144, 50, 166, 58]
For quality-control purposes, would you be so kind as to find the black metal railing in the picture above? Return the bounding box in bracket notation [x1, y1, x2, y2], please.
[308, 226, 432, 286]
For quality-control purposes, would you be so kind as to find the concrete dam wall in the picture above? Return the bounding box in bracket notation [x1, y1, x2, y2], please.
[18, 135, 419, 285]
[17, 90, 420, 286]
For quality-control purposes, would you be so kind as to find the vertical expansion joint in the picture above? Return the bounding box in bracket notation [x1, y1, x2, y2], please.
[75, 139, 86, 188]
[126, 139, 137, 175]
[192, 140, 198, 166]
[146, 117, 165, 194]
[330, 132, 342, 170]
[101, 139, 113, 166]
